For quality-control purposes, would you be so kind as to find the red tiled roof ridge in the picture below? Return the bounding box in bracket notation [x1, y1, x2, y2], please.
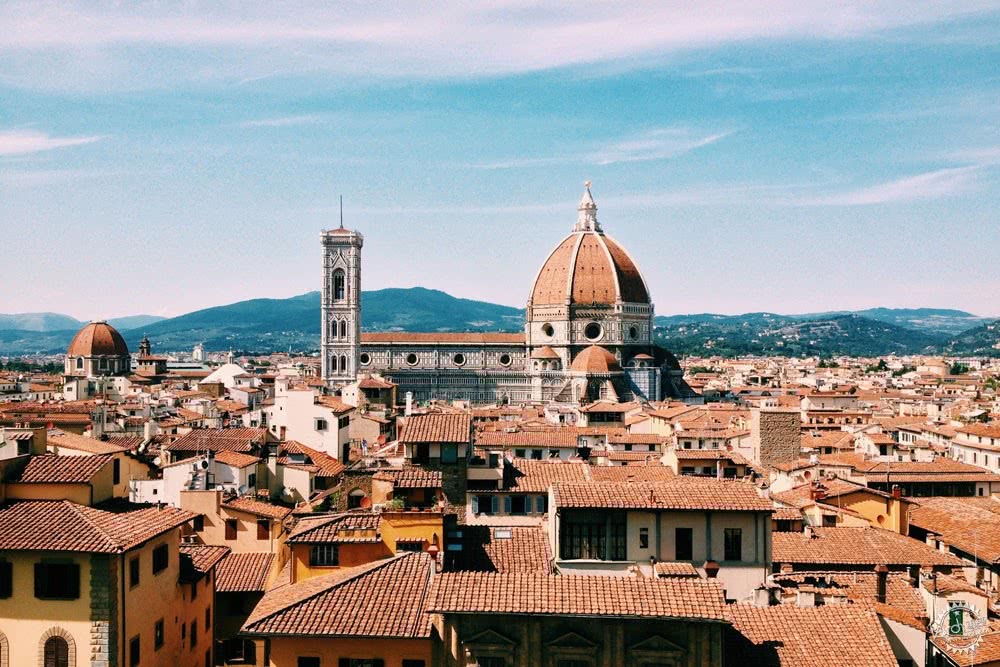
[244, 553, 432, 637]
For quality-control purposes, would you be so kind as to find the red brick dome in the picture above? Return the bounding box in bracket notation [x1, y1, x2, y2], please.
[529, 185, 649, 307]
[67, 321, 129, 357]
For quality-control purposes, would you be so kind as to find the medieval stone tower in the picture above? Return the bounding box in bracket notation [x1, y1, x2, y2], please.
[321, 224, 363, 388]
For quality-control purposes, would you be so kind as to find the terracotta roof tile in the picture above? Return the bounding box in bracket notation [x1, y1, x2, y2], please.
[214, 450, 261, 468]
[589, 465, 675, 482]
[447, 526, 551, 573]
[224, 497, 292, 520]
[553, 478, 772, 512]
[725, 603, 898, 667]
[909, 496, 1000, 564]
[399, 413, 471, 443]
[164, 427, 269, 453]
[427, 573, 727, 620]
[0, 500, 194, 553]
[772, 527, 964, 567]
[47, 429, 131, 454]
[179, 544, 230, 582]
[216, 552, 276, 592]
[499, 459, 590, 493]
[771, 571, 926, 619]
[243, 553, 433, 638]
[16, 454, 112, 483]
[361, 332, 524, 345]
[372, 468, 442, 489]
[654, 562, 700, 578]
[286, 512, 381, 544]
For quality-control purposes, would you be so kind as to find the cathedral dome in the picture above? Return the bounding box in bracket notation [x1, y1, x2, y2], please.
[529, 184, 649, 307]
[571, 345, 621, 374]
[67, 321, 130, 357]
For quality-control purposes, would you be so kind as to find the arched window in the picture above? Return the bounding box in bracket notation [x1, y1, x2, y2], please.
[332, 270, 346, 301]
[348, 488, 367, 509]
[75, 357, 83, 370]
[339, 320, 347, 339]
[44, 637, 68, 667]
[340, 356, 347, 373]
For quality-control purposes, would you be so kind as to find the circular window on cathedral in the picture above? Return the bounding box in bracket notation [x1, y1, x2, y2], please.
[453, 353, 466, 366]
[499, 353, 512, 367]
[541, 323, 554, 338]
[359, 353, 371, 365]
[406, 353, 419, 366]
[629, 325, 639, 340]
[584, 322, 603, 341]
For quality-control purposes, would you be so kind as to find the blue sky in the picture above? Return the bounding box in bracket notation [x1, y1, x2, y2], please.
[1, 2, 998, 320]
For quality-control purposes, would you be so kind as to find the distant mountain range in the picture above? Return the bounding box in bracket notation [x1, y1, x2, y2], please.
[0, 313, 166, 333]
[0, 288, 523, 356]
[0, 292, 997, 358]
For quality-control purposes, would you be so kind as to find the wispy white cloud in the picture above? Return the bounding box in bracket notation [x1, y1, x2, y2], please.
[798, 166, 983, 206]
[0, 2, 994, 87]
[471, 127, 732, 169]
[238, 114, 323, 128]
[594, 129, 732, 165]
[0, 129, 102, 156]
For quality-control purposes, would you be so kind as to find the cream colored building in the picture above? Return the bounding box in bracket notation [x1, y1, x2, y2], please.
[549, 477, 772, 600]
[0, 500, 214, 667]
[264, 377, 354, 459]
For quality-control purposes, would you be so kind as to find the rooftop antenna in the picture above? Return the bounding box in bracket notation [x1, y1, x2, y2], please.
[339, 195, 344, 230]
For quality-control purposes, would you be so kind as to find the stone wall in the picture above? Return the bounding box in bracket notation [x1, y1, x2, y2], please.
[337, 469, 374, 511]
[89, 553, 119, 667]
[751, 408, 801, 468]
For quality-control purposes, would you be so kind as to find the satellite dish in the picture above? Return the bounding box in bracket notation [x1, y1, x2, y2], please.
[200, 460, 210, 469]
[152, 457, 161, 467]
[238, 485, 248, 495]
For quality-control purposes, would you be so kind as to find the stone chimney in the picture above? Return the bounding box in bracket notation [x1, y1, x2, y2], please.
[752, 586, 773, 607]
[876, 565, 889, 604]
[796, 589, 817, 607]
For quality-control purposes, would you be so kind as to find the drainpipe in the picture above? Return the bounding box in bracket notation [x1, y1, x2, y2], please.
[120, 554, 127, 667]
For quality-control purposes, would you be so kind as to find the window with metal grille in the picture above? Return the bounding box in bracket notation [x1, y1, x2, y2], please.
[310, 544, 339, 566]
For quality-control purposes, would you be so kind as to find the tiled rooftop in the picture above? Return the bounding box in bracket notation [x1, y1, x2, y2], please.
[15, 453, 112, 483]
[427, 573, 728, 620]
[772, 527, 964, 567]
[216, 552, 276, 592]
[553, 477, 772, 512]
[725, 603, 898, 667]
[243, 553, 433, 638]
[399, 413, 472, 443]
[0, 500, 194, 553]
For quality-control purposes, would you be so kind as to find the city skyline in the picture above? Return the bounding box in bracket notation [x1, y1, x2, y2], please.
[2, 2, 999, 319]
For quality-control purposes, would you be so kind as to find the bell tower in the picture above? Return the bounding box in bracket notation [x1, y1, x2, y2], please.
[321, 218, 363, 388]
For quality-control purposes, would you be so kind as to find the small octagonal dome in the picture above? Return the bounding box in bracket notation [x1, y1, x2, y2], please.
[571, 345, 622, 374]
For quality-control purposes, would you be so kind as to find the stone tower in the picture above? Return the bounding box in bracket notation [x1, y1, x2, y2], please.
[321, 223, 364, 388]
